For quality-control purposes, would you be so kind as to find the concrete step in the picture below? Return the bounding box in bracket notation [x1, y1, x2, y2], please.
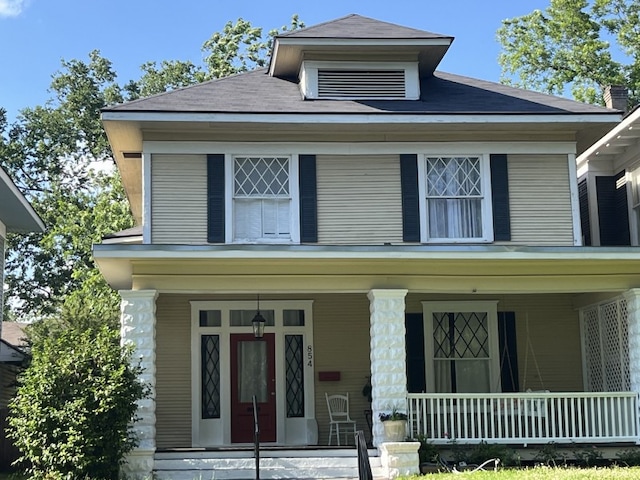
[154, 454, 384, 480]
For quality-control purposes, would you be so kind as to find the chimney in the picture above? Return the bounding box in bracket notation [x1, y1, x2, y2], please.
[603, 85, 628, 112]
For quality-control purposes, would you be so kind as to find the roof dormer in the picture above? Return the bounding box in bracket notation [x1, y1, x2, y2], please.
[269, 14, 454, 84]
[300, 60, 420, 100]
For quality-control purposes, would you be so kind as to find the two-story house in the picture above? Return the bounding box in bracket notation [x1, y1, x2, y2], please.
[94, 14, 640, 480]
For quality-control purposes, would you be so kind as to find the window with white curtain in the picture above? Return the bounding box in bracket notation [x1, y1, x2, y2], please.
[423, 155, 490, 242]
[233, 156, 291, 242]
[423, 301, 500, 393]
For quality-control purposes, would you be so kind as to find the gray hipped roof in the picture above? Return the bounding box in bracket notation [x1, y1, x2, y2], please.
[278, 13, 452, 40]
[105, 69, 614, 115]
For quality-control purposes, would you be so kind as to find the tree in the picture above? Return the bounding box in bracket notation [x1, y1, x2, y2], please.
[1, 16, 303, 321]
[8, 319, 148, 479]
[126, 15, 304, 99]
[497, 0, 639, 106]
[0, 51, 133, 321]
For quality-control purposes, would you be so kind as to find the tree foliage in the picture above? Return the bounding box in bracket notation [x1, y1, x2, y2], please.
[1, 16, 302, 321]
[126, 15, 303, 99]
[8, 320, 148, 480]
[497, 0, 640, 106]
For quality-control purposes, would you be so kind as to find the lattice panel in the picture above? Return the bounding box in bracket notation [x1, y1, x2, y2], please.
[426, 157, 482, 197]
[234, 157, 289, 197]
[285, 335, 304, 417]
[201, 335, 221, 419]
[582, 298, 630, 392]
[582, 306, 603, 391]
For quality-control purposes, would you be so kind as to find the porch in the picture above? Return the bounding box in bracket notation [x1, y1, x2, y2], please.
[408, 391, 640, 446]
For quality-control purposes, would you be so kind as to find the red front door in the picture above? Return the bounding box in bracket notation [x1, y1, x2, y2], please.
[230, 333, 276, 443]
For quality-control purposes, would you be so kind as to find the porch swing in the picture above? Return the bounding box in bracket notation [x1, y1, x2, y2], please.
[497, 313, 549, 418]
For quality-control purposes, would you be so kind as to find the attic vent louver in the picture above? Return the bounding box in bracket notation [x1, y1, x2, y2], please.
[317, 70, 406, 99]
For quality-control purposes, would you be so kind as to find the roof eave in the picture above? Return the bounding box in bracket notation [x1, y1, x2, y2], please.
[0, 168, 45, 233]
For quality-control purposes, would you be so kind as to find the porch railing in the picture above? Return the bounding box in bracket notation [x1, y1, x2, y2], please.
[408, 392, 640, 445]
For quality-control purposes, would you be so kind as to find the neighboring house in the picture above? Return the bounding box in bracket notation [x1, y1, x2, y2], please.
[576, 90, 640, 247]
[0, 322, 27, 470]
[0, 167, 43, 470]
[94, 14, 638, 480]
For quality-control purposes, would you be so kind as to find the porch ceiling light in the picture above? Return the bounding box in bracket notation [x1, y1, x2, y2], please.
[252, 295, 266, 339]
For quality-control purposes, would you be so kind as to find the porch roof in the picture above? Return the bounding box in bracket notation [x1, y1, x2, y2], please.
[93, 243, 640, 294]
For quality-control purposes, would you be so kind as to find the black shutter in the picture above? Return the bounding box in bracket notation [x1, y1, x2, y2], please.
[405, 313, 426, 393]
[400, 154, 420, 242]
[498, 311, 519, 393]
[299, 155, 318, 243]
[596, 171, 630, 246]
[490, 154, 511, 241]
[578, 179, 591, 246]
[207, 154, 225, 243]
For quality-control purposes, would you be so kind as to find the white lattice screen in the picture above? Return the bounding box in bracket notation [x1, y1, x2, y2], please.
[581, 297, 630, 392]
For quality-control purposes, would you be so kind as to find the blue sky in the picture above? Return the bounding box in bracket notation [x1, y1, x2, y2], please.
[0, 0, 551, 121]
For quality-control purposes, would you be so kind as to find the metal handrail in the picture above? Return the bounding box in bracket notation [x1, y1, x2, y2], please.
[253, 395, 260, 480]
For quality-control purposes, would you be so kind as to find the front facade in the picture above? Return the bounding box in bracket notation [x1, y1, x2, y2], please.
[94, 14, 640, 478]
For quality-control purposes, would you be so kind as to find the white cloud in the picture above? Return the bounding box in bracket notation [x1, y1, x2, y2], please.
[0, 0, 28, 18]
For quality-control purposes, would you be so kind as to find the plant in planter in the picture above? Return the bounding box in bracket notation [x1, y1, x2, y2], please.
[379, 407, 408, 442]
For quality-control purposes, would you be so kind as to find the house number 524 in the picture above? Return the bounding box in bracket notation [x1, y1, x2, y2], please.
[307, 345, 313, 367]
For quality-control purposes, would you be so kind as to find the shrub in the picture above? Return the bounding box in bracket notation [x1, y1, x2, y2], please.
[414, 434, 439, 464]
[617, 447, 640, 466]
[8, 324, 148, 480]
[534, 442, 568, 466]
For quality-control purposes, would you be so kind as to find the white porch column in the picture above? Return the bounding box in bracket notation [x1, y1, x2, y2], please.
[624, 289, 640, 394]
[368, 289, 409, 448]
[119, 289, 158, 480]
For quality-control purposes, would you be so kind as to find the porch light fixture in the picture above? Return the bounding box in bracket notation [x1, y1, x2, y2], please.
[252, 295, 266, 339]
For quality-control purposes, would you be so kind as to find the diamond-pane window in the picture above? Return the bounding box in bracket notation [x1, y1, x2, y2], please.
[201, 335, 220, 419]
[234, 157, 291, 241]
[425, 156, 484, 240]
[432, 311, 490, 393]
[285, 335, 304, 417]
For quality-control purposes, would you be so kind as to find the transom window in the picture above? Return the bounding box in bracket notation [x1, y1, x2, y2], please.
[423, 156, 489, 242]
[233, 156, 291, 242]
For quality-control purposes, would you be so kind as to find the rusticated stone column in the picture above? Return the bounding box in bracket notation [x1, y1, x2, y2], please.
[368, 289, 409, 448]
[624, 289, 640, 394]
[380, 441, 421, 478]
[119, 289, 158, 480]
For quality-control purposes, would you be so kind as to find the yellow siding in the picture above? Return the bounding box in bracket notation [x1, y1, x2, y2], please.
[155, 292, 583, 448]
[507, 155, 575, 246]
[151, 154, 208, 244]
[316, 155, 403, 244]
[406, 293, 583, 392]
[312, 294, 372, 445]
[155, 294, 192, 448]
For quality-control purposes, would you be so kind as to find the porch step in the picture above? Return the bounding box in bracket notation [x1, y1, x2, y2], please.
[154, 450, 384, 480]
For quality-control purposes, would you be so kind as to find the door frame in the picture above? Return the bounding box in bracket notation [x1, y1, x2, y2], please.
[190, 300, 315, 446]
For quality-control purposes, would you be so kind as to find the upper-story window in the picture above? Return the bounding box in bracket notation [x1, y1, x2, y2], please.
[420, 155, 493, 243]
[233, 156, 292, 242]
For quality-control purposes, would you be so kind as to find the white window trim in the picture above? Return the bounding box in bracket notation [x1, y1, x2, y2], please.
[224, 154, 300, 244]
[300, 60, 420, 100]
[190, 300, 314, 446]
[422, 300, 501, 393]
[418, 153, 494, 243]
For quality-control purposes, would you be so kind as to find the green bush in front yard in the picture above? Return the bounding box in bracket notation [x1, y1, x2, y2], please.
[7, 322, 148, 480]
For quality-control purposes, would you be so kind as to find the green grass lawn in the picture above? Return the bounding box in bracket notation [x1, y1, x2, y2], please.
[400, 466, 640, 479]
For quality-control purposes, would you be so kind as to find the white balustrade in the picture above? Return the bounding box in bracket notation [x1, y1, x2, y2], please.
[408, 392, 640, 445]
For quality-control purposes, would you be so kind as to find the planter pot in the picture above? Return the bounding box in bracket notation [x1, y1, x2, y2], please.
[382, 419, 407, 442]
